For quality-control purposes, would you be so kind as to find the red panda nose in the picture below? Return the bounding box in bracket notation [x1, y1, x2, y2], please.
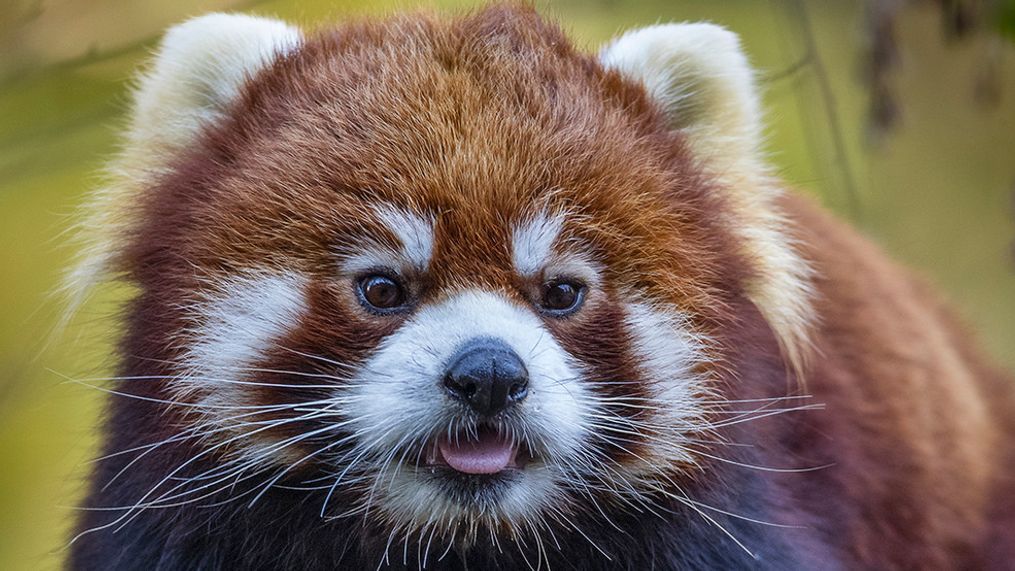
[443, 338, 529, 417]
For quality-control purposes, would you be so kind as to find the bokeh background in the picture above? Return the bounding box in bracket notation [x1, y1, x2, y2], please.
[2, 0, 1013, 568]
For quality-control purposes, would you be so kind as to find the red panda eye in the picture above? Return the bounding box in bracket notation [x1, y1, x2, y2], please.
[539, 281, 585, 315]
[358, 275, 407, 311]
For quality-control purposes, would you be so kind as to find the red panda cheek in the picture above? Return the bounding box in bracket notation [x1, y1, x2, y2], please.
[544, 291, 712, 472]
[277, 279, 407, 370]
[542, 299, 651, 417]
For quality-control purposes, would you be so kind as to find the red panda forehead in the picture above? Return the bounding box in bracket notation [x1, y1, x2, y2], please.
[222, 4, 676, 200]
[144, 5, 733, 313]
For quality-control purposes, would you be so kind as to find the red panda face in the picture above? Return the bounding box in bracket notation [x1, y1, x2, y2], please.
[79, 6, 809, 548]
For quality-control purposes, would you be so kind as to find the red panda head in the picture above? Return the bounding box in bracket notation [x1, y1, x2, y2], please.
[72, 5, 812, 547]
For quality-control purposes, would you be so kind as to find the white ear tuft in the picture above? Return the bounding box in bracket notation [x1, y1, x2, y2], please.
[130, 13, 301, 162]
[600, 23, 762, 175]
[602, 24, 815, 380]
[63, 14, 301, 321]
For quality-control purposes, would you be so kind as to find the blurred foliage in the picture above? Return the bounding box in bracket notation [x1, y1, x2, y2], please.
[0, 1, 1013, 569]
[862, 0, 1015, 137]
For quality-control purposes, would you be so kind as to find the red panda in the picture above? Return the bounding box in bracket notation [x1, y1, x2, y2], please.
[67, 5, 1015, 570]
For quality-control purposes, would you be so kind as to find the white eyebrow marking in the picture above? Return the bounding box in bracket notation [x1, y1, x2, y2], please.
[512, 211, 564, 277]
[374, 205, 435, 271]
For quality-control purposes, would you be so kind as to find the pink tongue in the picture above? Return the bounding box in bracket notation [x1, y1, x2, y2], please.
[438, 431, 514, 475]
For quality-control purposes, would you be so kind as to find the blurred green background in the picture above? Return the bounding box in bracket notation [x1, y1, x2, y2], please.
[1, 0, 1013, 568]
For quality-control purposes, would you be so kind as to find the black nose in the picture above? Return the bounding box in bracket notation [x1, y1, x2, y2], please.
[443, 338, 529, 416]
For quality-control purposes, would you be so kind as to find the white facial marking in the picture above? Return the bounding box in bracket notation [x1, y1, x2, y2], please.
[374, 205, 435, 272]
[623, 300, 711, 469]
[512, 211, 564, 277]
[177, 271, 308, 410]
[339, 289, 594, 527]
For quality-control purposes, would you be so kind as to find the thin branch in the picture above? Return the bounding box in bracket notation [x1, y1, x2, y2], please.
[784, 0, 863, 221]
[761, 54, 812, 83]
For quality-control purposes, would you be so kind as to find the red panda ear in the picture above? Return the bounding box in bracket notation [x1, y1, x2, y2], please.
[600, 23, 761, 178]
[601, 24, 815, 380]
[64, 14, 301, 318]
[127, 13, 301, 172]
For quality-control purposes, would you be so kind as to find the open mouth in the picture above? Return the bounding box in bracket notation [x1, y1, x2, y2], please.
[424, 425, 534, 475]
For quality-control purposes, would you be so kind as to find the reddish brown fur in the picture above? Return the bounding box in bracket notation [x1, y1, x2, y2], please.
[779, 194, 1015, 568]
[72, 5, 1015, 569]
